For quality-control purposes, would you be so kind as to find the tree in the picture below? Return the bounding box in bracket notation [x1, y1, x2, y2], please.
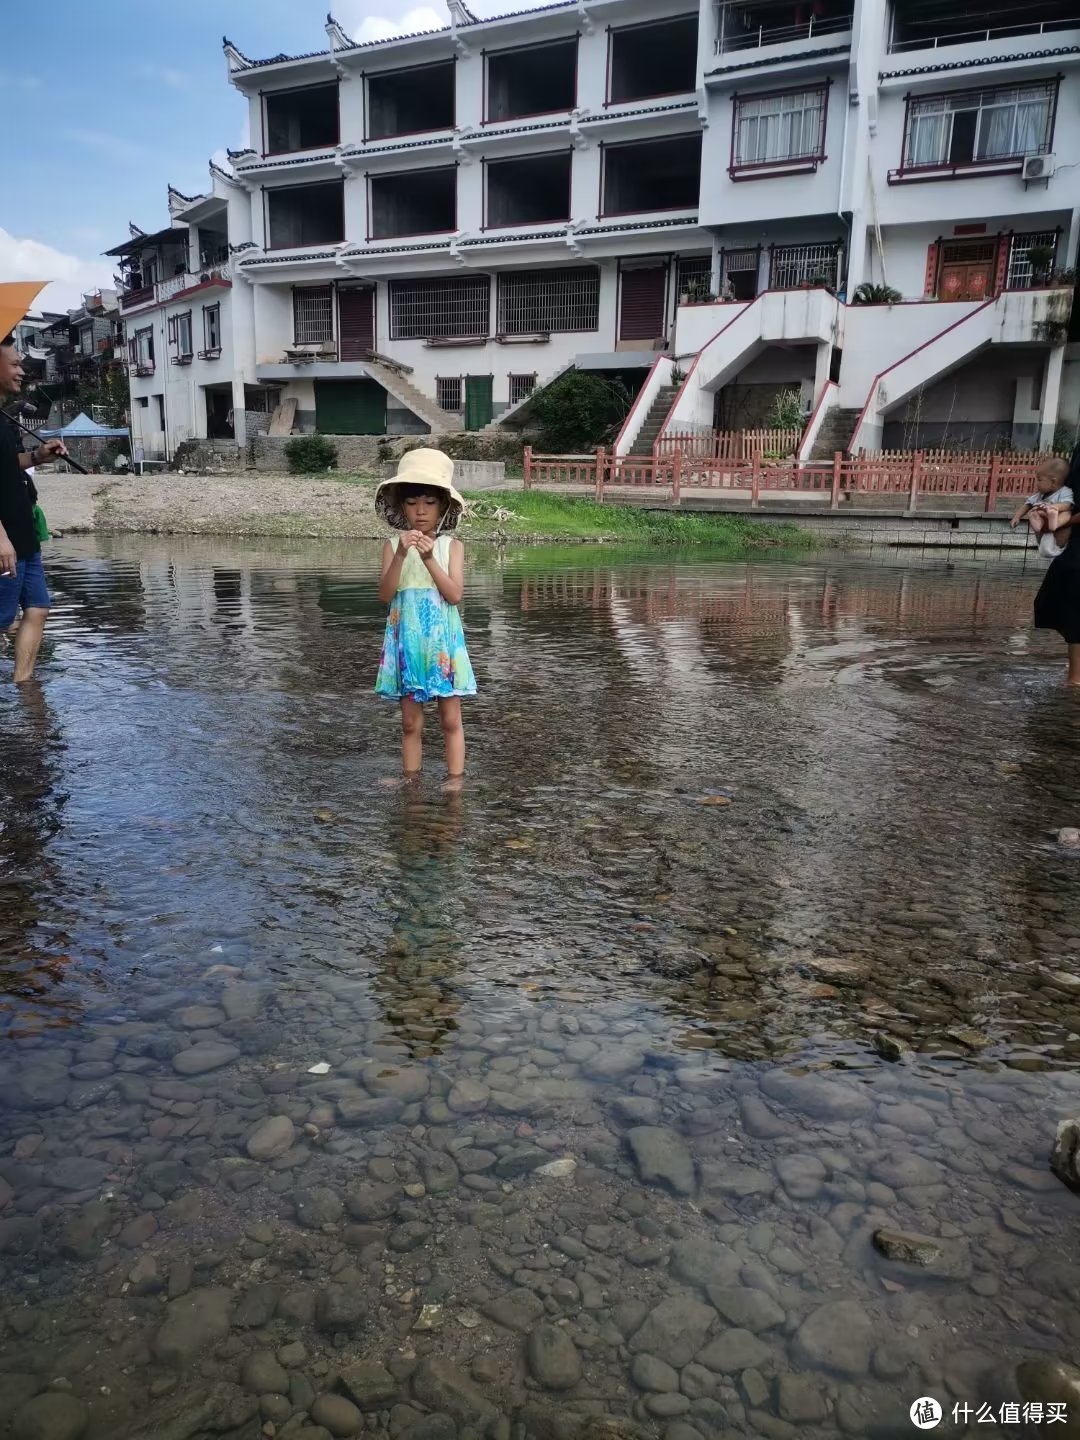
[528, 371, 633, 453]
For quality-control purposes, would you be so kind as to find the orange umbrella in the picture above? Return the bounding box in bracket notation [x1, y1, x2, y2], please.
[0, 280, 48, 340]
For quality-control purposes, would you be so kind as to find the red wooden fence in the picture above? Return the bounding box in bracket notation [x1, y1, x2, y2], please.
[654, 427, 801, 461]
[522, 446, 1055, 511]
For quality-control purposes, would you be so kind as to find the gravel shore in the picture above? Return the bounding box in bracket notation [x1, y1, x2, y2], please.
[37, 472, 386, 539]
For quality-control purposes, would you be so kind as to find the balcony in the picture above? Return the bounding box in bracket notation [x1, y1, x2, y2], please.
[119, 262, 232, 314]
[888, 0, 1075, 53]
[715, 0, 854, 55]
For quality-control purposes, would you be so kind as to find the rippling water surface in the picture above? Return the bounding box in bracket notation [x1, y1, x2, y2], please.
[1, 536, 1078, 1440]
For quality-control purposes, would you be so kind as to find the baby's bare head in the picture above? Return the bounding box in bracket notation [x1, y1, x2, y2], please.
[1036, 457, 1069, 493]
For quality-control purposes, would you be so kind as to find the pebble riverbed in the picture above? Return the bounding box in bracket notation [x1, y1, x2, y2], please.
[1, 537, 1079, 1440]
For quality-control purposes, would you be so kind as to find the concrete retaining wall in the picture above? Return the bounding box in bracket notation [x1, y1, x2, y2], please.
[251, 435, 504, 489]
[724, 507, 1035, 552]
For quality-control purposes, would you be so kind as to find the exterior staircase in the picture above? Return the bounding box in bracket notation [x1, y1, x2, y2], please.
[363, 358, 463, 433]
[809, 407, 860, 459]
[630, 385, 679, 456]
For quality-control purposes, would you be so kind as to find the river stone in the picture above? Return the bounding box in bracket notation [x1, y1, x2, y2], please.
[311, 1395, 363, 1438]
[872, 1228, 971, 1279]
[495, 1146, 549, 1178]
[483, 1288, 545, 1332]
[1050, 1119, 1080, 1193]
[51, 1157, 111, 1192]
[775, 1154, 826, 1200]
[2, 1061, 70, 1111]
[152, 1287, 233, 1365]
[629, 1296, 716, 1368]
[221, 983, 266, 1021]
[625, 1127, 696, 1196]
[611, 1096, 662, 1127]
[234, 1284, 279, 1328]
[670, 1240, 741, 1291]
[795, 1300, 873, 1377]
[179, 1004, 227, 1029]
[696, 1329, 773, 1374]
[739, 1095, 790, 1139]
[526, 1325, 582, 1390]
[585, 1047, 645, 1080]
[337, 1361, 398, 1411]
[631, 1355, 679, 1393]
[242, 1352, 289, 1396]
[293, 1187, 344, 1228]
[1017, 1357, 1080, 1421]
[420, 1150, 460, 1194]
[706, 1287, 785, 1333]
[247, 1115, 295, 1161]
[411, 1358, 497, 1423]
[758, 1071, 871, 1122]
[316, 1285, 365, 1333]
[12, 1394, 88, 1440]
[448, 1079, 490, 1114]
[776, 1375, 829, 1424]
[870, 1154, 942, 1189]
[345, 1181, 399, 1221]
[364, 1063, 429, 1103]
[172, 1042, 240, 1076]
[337, 1094, 405, 1128]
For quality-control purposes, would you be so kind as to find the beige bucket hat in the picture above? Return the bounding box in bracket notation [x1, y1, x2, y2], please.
[375, 447, 466, 532]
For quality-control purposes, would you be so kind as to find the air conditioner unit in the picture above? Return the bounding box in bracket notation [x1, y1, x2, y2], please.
[1022, 154, 1056, 181]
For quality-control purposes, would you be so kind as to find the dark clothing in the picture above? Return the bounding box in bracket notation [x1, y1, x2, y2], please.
[1034, 442, 1080, 642]
[0, 414, 38, 560]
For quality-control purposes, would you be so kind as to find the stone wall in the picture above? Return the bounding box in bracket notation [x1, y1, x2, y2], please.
[251, 435, 504, 489]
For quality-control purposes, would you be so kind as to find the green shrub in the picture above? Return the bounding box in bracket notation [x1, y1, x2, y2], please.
[770, 388, 804, 431]
[528, 371, 633, 452]
[285, 434, 338, 474]
[853, 283, 903, 305]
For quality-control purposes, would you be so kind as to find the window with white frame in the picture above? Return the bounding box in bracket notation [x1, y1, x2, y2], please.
[203, 303, 222, 353]
[1007, 231, 1059, 289]
[903, 82, 1055, 170]
[389, 276, 490, 341]
[172, 311, 193, 358]
[293, 286, 334, 345]
[508, 373, 537, 406]
[436, 376, 463, 411]
[79, 327, 94, 356]
[134, 327, 154, 367]
[732, 85, 828, 171]
[496, 267, 600, 335]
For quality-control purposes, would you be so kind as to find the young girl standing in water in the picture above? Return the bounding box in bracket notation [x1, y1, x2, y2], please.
[375, 449, 476, 785]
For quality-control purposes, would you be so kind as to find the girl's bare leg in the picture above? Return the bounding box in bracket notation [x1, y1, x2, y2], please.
[438, 697, 465, 783]
[400, 697, 424, 773]
[1067, 646, 1080, 687]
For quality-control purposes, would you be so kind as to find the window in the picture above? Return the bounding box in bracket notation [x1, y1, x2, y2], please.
[79, 327, 93, 356]
[171, 312, 193, 359]
[486, 39, 576, 123]
[485, 153, 572, 228]
[436, 376, 463, 411]
[368, 61, 454, 140]
[497, 268, 600, 334]
[1006, 231, 1059, 289]
[389, 276, 490, 340]
[265, 84, 339, 154]
[137, 396, 149, 408]
[369, 168, 456, 240]
[902, 82, 1055, 170]
[720, 246, 760, 299]
[293, 286, 334, 345]
[509, 373, 537, 405]
[732, 85, 828, 173]
[203, 304, 222, 353]
[267, 181, 345, 248]
[676, 255, 712, 297]
[769, 241, 843, 289]
[609, 16, 697, 104]
[134, 327, 154, 370]
[602, 135, 701, 215]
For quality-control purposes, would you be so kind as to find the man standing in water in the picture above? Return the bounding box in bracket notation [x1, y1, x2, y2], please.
[0, 334, 66, 682]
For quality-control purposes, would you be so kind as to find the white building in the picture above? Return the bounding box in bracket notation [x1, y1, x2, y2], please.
[117, 0, 1079, 456]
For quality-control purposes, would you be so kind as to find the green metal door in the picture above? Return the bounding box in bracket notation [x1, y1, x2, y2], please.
[314, 379, 386, 435]
[464, 375, 493, 431]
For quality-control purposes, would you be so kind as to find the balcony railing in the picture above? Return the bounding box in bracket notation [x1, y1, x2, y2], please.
[889, 15, 1077, 53]
[119, 262, 232, 314]
[716, 6, 853, 54]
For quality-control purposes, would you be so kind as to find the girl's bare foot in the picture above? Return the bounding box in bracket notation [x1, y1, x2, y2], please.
[441, 775, 465, 795]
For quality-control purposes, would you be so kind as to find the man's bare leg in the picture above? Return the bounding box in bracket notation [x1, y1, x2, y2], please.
[13, 607, 47, 683]
[1067, 644, 1080, 687]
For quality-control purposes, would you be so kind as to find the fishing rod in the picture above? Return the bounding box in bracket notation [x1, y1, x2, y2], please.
[2, 404, 90, 476]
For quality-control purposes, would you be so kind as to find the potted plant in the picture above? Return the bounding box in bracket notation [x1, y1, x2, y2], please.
[1028, 245, 1055, 283]
[853, 282, 903, 305]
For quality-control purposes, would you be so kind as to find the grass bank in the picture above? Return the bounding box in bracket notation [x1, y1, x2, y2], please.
[459, 490, 814, 548]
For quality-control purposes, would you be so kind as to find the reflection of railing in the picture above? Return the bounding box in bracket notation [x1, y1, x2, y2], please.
[524, 445, 1063, 510]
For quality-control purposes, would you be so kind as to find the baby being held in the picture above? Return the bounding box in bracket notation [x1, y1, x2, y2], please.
[1011, 457, 1073, 558]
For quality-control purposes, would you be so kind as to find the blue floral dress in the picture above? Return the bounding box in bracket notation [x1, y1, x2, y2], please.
[375, 534, 477, 702]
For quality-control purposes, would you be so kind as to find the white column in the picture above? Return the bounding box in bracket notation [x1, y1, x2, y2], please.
[1039, 347, 1065, 450]
[814, 340, 832, 405]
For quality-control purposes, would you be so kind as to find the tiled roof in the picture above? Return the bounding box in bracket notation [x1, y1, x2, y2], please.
[343, 240, 454, 255]
[583, 100, 698, 124]
[342, 135, 454, 156]
[240, 251, 341, 265]
[235, 151, 339, 171]
[705, 44, 850, 77]
[459, 228, 569, 246]
[879, 43, 1080, 81]
[227, 148, 257, 160]
[576, 215, 699, 235]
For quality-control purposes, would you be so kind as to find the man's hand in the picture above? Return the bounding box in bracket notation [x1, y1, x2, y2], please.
[0, 531, 16, 577]
[34, 440, 67, 465]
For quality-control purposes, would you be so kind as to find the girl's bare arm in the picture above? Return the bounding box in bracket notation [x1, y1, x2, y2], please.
[377, 538, 408, 603]
[420, 537, 464, 606]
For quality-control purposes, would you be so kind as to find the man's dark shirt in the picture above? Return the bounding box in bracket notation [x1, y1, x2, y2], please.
[0, 414, 38, 559]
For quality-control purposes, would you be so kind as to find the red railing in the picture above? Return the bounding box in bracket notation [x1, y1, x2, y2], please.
[522, 445, 1057, 511]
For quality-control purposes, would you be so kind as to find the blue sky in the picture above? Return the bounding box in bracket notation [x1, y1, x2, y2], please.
[3, 0, 542, 313]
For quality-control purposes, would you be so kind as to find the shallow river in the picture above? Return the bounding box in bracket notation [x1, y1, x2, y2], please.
[1, 537, 1079, 1440]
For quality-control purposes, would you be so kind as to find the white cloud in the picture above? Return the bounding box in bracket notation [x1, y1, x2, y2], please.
[336, 3, 446, 44]
[0, 227, 115, 315]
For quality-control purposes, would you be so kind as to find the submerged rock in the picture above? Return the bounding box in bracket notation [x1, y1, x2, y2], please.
[1050, 1118, 1080, 1193]
[246, 1115, 295, 1161]
[12, 1393, 88, 1440]
[795, 1299, 874, 1377]
[629, 1296, 716, 1368]
[872, 1228, 971, 1279]
[625, 1126, 696, 1196]
[152, 1287, 233, 1366]
[526, 1324, 583, 1390]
